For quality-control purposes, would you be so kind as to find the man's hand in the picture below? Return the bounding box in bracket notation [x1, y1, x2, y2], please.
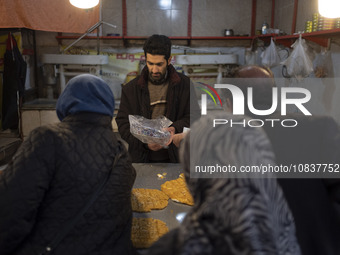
[165, 126, 176, 146]
[172, 133, 186, 148]
[148, 127, 175, 150]
[148, 143, 163, 151]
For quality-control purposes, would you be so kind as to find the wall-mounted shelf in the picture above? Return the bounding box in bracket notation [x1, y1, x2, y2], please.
[275, 28, 340, 48]
[56, 28, 340, 49]
[56, 34, 255, 48]
[257, 28, 340, 48]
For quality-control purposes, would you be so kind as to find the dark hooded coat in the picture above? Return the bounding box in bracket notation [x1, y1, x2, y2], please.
[0, 74, 136, 255]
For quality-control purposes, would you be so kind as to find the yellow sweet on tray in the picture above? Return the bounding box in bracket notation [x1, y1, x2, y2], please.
[131, 188, 169, 212]
[131, 218, 169, 249]
[161, 173, 194, 206]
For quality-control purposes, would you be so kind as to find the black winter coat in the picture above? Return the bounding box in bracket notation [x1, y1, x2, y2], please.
[262, 113, 340, 255]
[116, 64, 200, 163]
[0, 113, 136, 255]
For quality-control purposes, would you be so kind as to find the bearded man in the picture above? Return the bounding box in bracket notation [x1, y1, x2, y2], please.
[116, 34, 199, 163]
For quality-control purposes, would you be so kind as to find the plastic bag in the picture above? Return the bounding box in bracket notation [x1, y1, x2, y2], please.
[245, 48, 257, 65]
[129, 115, 173, 145]
[281, 35, 314, 80]
[313, 48, 333, 78]
[261, 38, 280, 67]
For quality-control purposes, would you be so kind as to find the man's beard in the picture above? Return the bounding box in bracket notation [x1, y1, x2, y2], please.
[149, 70, 168, 85]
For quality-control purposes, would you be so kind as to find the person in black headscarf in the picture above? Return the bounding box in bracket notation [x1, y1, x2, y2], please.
[0, 74, 136, 255]
[146, 112, 301, 255]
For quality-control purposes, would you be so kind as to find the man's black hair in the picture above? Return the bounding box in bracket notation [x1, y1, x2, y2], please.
[143, 34, 172, 60]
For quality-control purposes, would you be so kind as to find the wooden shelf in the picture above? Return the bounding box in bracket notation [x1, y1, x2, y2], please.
[56, 29, 340, 48]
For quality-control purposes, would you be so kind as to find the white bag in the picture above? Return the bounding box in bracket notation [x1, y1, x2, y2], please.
[281, 35, 314, 80]
[261, 38, 280, 67]
[129, 115, 172, 145]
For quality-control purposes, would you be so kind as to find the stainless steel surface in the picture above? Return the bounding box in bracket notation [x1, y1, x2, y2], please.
[175, 54, 238, 65]
[41, 54, 109, 65]
[132, 163, 192, 231]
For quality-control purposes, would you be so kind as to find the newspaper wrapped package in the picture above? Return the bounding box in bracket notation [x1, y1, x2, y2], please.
[129, 115, 173, 145]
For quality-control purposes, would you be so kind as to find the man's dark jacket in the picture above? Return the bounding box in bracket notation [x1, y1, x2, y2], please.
[0, 113, 136, 255]
[116, 64, 200, 163]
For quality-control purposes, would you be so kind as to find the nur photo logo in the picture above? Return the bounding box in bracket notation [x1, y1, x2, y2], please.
[198, 83, 312, 128]
[196, 82, 223, 115]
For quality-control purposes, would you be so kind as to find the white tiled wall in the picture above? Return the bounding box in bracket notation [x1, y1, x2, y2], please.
[102, 0, 273, 37]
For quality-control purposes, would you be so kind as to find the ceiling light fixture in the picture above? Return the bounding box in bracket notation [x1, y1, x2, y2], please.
[69, 0, 99, 9]
[319, 0, 340, 18]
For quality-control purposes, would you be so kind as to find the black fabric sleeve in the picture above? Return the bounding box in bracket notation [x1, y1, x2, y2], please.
[0, 128, 55, 254]
[116, 84, 148, 162]
[171, 80, 200, 133]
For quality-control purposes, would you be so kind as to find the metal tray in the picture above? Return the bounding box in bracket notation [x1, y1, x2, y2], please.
[132, 163, 192, 230]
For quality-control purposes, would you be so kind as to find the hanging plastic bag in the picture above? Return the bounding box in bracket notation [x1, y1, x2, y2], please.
[281, 34, 314, 80]
[313, 48, 333, 78]
[261, 38, 280, 67]
[129, 115, 173, 145]
[245, 48, 257, 65]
